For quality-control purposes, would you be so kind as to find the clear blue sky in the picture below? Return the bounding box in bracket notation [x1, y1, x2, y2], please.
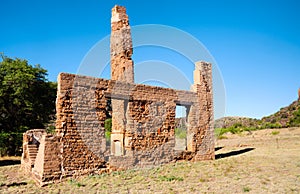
[1, 0, 300, 119]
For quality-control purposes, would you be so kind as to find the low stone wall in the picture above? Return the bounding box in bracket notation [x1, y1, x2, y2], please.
[32, 134, 61, 185]
[21, 129, 47, 174]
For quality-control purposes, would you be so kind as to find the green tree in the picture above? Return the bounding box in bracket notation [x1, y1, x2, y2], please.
[0, 54, 57, 155]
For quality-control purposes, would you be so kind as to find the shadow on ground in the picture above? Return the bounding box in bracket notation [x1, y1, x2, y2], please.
[215, 148, 255, 159]
[0, 159, 21, 167]
[0, 182, 27, 187]
[215, 146, 224, 151]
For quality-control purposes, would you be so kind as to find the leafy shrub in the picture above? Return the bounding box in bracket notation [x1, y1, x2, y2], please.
[104, 118, 112, 132]
[175, 128, 186, 139]
[288, 108, 300, 127]
[158, 175, 183, 182]
[216, 123, 244, 135]
[227, 126, 242, 134]
[244, 127, 258, 132]
[46, 125, 56, 134]
[215, 128, 230, 139]
[0, 132, 23, 156]
[243, 186, 251, 192]
[105, 131, 111, 142]
[104, 118, 112, 144]
[263, 122, 282, 129]
[271, 130, 280, 135]
[232, 123, 243, 128]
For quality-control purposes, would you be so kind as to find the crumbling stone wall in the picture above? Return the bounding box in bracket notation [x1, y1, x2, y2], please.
[21, 65, 213, 184]
[53, 69, 213, 170]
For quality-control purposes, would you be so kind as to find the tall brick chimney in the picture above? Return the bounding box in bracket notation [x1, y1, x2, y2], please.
[298, 88, 300, 100]
[110, 5, 134, 83]
[110, 5, 134, 156]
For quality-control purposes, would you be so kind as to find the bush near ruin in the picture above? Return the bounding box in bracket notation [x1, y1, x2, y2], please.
[0, 54, 56, 156]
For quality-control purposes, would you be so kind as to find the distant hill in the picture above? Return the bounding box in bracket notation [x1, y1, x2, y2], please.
[262, 98, 300, 127]
[176, 93, 300, 131]
[214, 117, 259, 129]
[176, 116, 260, 130]
[215, 94, 300, 130]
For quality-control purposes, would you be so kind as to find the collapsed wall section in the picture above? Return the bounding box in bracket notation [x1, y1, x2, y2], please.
[21, 130, 62, 185]
[32, 134, 61, 185]
[21, 129, 47, 174]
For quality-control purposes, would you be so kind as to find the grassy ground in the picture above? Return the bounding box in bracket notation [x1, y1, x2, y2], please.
[0, 127, 299, 193]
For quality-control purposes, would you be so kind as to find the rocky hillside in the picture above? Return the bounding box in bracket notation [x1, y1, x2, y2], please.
[214, 117, 259, 129]
[262, 98, 300, 127]
[215, 94, 300, 129]
[176, 92, 300, 130]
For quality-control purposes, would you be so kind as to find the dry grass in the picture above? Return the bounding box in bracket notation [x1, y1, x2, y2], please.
[0, 127, 300, 193]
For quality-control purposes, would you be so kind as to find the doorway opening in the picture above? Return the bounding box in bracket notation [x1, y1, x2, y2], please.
[174, 105, 188, 150]
[110, 98, 127, 156]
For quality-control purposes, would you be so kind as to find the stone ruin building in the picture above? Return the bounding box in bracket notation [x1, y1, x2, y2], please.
[21, 5, 214, 186]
